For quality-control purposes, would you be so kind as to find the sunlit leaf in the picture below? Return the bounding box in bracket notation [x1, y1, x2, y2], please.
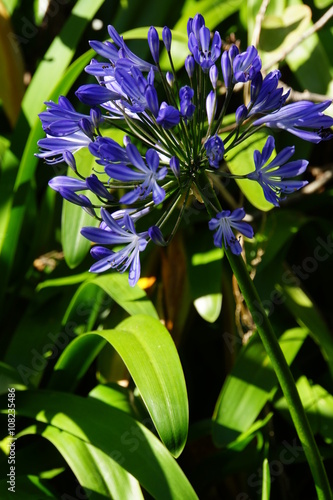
[9, 390, 198, 498]
[212, 327, 308, 446]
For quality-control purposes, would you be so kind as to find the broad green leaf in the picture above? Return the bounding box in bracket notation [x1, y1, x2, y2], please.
[88, 384, 135, 415]
[259, 5, 312, 67]
[10, 390, 198, 499]
[284, 2, 333, 96]
[225, 131, 273, 212]
[50, 314, 188, 457]
[22, 0, 105, 122]
[212, 327, 308, 446]
[186, 232, 223, 323]
[275, 376, 333, 444]
[20, 424, 144, 500]
[47, 274, 158, 391]
[36, 272, 92, 291]
[86, 273, 159, 319]
[280, 283, 333, 379]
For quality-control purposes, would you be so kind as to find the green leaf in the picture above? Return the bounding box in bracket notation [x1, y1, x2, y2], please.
[0, 362, 26, 393]
[225, 131, 273, 212]
[186, 232, 223, 323]
[50, 315, 188, 457]
[280, 283, 333, 379]
[11, 390, 198, 499]
[47, 274, 158, 391]
[275, 376, 333, 444]
[212, 327, 308, 446]
[20, 424, 144, 500]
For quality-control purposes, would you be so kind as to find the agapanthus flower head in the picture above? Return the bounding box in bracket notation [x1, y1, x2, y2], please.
[247, 135, 308, 206]
[36, 13, 333, 286]
[81, 209, 148, 286]
[253, 100, 333, 143]
[209, 208, 254, 255]
[187, 13, 222, 72]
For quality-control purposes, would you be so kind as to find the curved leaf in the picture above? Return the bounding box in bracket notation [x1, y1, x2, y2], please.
[12, 390, 198, 499]
[50, 315, 188, 457]
[20, 424, 144, 500]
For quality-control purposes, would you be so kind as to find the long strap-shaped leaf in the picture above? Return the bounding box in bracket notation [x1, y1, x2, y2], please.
[49, 314, 188, 458]
[19, 424, 144, 500]
[11, 389, 197, 499]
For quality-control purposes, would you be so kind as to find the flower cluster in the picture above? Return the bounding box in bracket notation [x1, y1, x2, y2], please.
[37, 13, 333, 286]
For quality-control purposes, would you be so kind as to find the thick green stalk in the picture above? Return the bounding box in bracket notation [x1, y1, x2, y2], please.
[194, 170, 332, 500]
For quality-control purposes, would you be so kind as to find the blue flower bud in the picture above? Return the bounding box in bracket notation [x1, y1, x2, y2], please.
[145, 84, 159, 117]
[209, 65, 218, 90]
[162, 26, 172, 52]
[235, 104, 248, 125]
[148, 226, 167, 246]
[148, 26, 160, 64]
[166, 71, 174, 87]
[63, 151, 77, 172]
[185, 55, 195, 79]
[170, 156, 180, 178]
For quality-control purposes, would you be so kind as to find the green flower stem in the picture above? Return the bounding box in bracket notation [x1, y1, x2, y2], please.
[194, 170, 332, 500]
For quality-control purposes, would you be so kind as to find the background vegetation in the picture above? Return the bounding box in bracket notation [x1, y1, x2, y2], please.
[0, 0, 333, 498]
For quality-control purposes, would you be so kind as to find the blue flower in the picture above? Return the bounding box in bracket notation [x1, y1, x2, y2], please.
[253, 100, 333, 143]
[204, 135, 224, 168]
[247, 70, 289, 117]
[187, 14, 222, 72]
[156, 102, 180, 129]
[247, 136, 308, 206]
[89, 136, 129, 166]
[39, 96, 100, 136]
[232, 45, 262, 83]
[209, 208, 254, 255]
[75, 84, 121, 106]
[89, 25, 155, 74]
[106, 142, 168, 205]
[36, 131, 92, 164]
[81, 208, 148, 286]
